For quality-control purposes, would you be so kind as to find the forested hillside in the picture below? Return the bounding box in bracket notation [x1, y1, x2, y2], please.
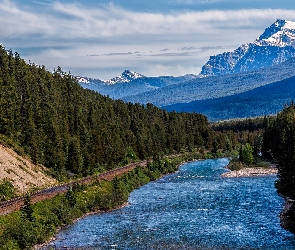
[0, 46, 211, 179]
[164, 75, 295, 121]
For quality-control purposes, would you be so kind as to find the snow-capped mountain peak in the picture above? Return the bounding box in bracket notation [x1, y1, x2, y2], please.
[76, 70, 145, 86]
[200, 19, 295, 77]
[255, 19, 295, 47]
[104, 70, 145, 84]
[76, 76, 90, 84]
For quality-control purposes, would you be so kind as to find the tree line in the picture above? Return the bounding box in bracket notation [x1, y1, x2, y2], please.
[262, 103, 295, 233]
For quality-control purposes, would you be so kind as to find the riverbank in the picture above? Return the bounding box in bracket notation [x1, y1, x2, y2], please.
[280, 195, 295, 235]
[34, 201, 130, 250]
[221, 167, 278, 178]
[28, 154, 195, 250]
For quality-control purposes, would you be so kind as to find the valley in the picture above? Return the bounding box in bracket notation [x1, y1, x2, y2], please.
[1, 17, 295, 249]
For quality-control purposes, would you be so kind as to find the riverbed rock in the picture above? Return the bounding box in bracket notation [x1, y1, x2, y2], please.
[221, 167, 278, 178]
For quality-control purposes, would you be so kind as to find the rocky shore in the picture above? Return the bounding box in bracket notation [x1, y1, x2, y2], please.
[221, 167, 278, 178]
[280, 196, 295, 235]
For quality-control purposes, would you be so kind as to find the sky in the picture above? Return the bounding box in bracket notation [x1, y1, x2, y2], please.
[1, 0, 295, 79]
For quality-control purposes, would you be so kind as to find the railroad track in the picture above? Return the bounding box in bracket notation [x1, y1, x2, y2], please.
[0, 160, 147, 215]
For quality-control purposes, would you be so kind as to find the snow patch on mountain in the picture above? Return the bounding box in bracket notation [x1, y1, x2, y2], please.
[76, 76, 90, 84]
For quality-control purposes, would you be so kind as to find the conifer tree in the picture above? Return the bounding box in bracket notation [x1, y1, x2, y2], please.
[21, 193, 34, 222]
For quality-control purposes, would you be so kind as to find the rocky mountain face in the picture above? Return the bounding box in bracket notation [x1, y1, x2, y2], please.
[200, 19, 295, 77]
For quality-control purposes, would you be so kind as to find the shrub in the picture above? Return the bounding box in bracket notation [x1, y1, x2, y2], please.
[0, 181, 16, 201]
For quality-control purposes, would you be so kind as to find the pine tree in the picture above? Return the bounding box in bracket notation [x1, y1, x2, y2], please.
[242, 143, 254, 165]
[65, 186, 76, 207]
[21, 193, 34, 222]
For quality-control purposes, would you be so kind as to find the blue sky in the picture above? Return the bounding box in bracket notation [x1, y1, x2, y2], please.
[1, 0, 295, 79]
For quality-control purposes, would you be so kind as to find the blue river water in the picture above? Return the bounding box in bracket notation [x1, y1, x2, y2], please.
[47, 158, 295, 249]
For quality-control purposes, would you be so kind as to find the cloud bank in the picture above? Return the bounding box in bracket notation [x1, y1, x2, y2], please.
[1, 0, 295, 78]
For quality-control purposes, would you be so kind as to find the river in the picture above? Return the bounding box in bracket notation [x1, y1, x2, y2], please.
[45, 158, 295, 249]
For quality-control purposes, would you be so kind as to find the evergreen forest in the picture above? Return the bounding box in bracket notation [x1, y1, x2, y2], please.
[0, 45, 212, 179]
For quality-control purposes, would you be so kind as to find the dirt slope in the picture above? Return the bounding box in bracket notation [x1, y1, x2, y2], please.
[0, 144, 57, 194]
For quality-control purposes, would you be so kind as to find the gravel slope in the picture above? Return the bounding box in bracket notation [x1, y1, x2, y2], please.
[0, 144, 57, 194]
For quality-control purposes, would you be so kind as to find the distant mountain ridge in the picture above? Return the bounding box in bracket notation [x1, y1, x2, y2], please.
[121, 58, 295, 106]
[164, 75, 295, 121]
[77, 70, 145, 85]
[78, 72, 198, 100]
[78, 58, 295, 109]
[200, 19, 295, 77]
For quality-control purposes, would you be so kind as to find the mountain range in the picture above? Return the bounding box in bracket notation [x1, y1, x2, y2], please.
[77, 19, 295, 121]
[78, 70, 198, 100]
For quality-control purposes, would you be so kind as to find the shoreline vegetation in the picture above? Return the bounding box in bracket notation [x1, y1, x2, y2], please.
[221, 154, 278, 178]
[0, 152, 288, 250]
[0, 146, 285, 250]
[36, 153, 201, 250]
[34, 201, 130, 250]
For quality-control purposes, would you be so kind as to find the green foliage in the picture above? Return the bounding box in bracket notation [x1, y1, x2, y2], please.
[227, 158, 243, 171]
[123, 146, 138, 164]
[3, 220, 38, 249]
[240, 143, 254, 165]
[212, 117, 267, 132]
[0, 180, 16, 201]
[224, 136, 232, 151]
[65, 186, 77, 207]
[263, 103, 295, 195]
[20, 193, 34, 222]
[0, 45, 279, 246]
[0, 239, 20, 250]
[211, 138, 219, 154]
[262, 104, 295, 234]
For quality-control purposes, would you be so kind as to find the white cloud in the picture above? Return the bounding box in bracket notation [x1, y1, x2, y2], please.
[2, 1, 295, 40]
[1, 0, 295, 78]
